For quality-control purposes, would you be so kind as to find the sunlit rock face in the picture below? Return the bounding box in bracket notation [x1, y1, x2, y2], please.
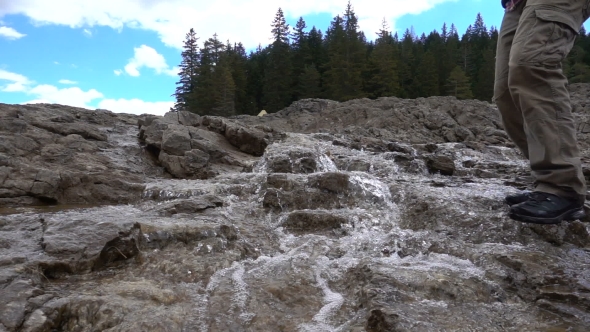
[2, 85, 590, 331]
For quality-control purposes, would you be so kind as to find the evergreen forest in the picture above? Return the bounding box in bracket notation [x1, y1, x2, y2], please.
[171, 2, 590, 116]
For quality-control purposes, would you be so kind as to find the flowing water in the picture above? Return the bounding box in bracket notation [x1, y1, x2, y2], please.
[2, 129, 590, 332]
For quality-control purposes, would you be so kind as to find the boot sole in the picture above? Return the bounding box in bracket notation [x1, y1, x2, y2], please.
[509, 208, 586, 225]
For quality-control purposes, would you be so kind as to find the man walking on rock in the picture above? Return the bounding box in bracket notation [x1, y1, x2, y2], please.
[494, 0, 589, 224]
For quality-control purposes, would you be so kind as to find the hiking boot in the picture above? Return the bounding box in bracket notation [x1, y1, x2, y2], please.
[509, 192, 586, 224]
[505, 191, 532, 206]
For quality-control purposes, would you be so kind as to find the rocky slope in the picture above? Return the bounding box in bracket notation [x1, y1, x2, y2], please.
[1, 85, 590, 331]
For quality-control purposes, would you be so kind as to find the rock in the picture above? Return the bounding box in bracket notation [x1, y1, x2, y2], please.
[201, 116, 226, 133]
[218, 225, 238, 241]
[30, 169, 61, 201]
[344, 159, 372, 172]
[0, 280, 42, 330]
[142, 118, 171, 149]
[31, 120, 107, 141]
[92, 227, 141, 271]
[0, 118, 27, 133]
[266, 155, 293, 173]
[387, 142, 413, 154]
[366, 309, 399, 332]
[266, 174, 295, 191]
[426, 154, 455, 176]
[308, 172, 349, 194]
[42, 218, 133, 259]
[3, 85, 590, 331]
[224, 122, 268, 156]
[57, 134, 99, 152]
[137, 114, 159, 128]
[282, 210, 349, 233]
[178, 111, 201, 126]
[161, 125, 191, 156]
[21, 309, 49, 332]
[157, 196, 223, 215]
[158, 151, 187, 178]
[139, 116, 260, 178]
[184, 149, 210, 170]
[0, 103, 153, 206]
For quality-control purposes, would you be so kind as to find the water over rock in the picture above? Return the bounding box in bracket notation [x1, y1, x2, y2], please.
[2, 86, 590, 331]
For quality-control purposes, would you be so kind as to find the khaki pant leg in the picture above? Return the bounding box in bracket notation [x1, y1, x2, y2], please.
[494, 0, 529, 158]
[508, 0, 589, 202]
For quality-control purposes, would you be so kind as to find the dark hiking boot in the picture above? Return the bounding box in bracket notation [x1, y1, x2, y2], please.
[505, 191, 532, 206]
[509, 192, 586, 224]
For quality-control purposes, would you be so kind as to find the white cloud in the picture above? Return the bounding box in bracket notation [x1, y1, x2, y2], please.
[1, 69, 100, 107]
[0, 0, 456, 49]
[114, 69, 122, 76]
[25, 85, 103, 108]
[58, 79, 77, 84]
[2, 69, 172, 115]
[83, 28, 92, 37]
[0, 26, 26, 40]
[123, 44, 177, 77]
[0, 69, 33, 92]
[98, 98, 173, 115]
[124, 63, 140, 77]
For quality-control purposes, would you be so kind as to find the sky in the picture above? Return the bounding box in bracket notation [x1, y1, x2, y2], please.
[0, 0, 534, 115]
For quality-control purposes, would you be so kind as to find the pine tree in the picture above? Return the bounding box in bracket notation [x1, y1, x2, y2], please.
[263, 8, 292, 112]
[416, 51, 439, 97]
[191, 34, 236, 116]
[245, 46, 268, 114]
[568, 62, 590, 83]
[323, 15, 347, 100]
[298, 64, 322, 98]
[442, 24, 461, 95]
[365, 18, 399, 98]
[463, 13, 491, 95]
[227, 42, 252, 115]
[308, 27, 326, 71]
[425, 29, 447, 95]
[291, 17, 311, 101]
[211, 60, 236, 116]
[324, 2, 366, 101]
[191, 35, 217, 115]
[441, 23, 448, 43]
[473, 47, 495, 101]
[398, 28, 417, 98]
[446, 66, 473, 99]
[172, 28, 199, 112]
[342, 1, 366, 99]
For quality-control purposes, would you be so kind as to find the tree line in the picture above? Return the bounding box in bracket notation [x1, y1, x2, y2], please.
[172, 2, 590, 116]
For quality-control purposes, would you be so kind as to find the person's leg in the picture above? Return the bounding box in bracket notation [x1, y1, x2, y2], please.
[494, 0, 529, 158]
[508, 0, 589, 204]
[495, 1, 534, 206]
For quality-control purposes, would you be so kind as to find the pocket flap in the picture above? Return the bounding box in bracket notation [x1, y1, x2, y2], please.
[535, 9, 580, 34]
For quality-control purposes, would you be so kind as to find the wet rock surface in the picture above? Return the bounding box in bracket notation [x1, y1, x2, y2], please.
[2, 87, 590, 331]
[0, 104, 154, 206]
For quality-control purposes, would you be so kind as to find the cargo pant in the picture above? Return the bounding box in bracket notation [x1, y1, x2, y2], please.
[494, 0, 590, 203]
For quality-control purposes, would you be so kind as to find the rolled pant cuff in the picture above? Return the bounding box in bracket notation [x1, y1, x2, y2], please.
[534, 183, 586, 204]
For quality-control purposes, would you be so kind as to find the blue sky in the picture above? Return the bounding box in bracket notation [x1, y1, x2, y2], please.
[0, 0, 561, 115]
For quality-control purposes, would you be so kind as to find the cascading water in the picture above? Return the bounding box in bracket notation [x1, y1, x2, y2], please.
[2, 108, 590, 332]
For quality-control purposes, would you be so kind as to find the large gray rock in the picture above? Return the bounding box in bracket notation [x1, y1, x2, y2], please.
[0, 280, 42, 330]
[139, 113, 262, 178]
[223, 122, 268, 156]
[161, 125, 191, 156]
[0, 103, 153, 206]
